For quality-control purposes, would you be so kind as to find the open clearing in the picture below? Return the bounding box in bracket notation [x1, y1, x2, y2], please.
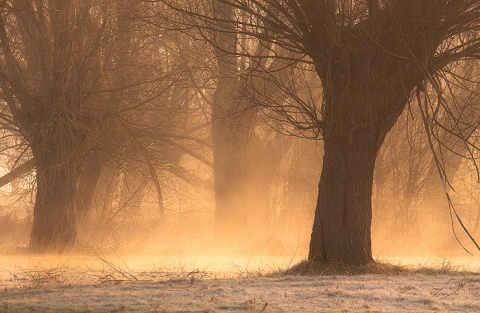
[1, 254, 480, 312]
[3, 273, 480, 312]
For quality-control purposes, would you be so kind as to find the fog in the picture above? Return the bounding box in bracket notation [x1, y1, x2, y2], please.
[2, 1, 480, 311]
[1, 123, 480, 277]
[2, 133, 480, 311]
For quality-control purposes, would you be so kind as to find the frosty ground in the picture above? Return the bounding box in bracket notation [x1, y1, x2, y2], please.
[1, 254, 480, 312]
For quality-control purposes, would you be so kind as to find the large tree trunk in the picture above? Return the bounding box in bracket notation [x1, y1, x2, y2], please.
[309, 129, 380, 264]
[30, 146, 100, 252]
[308, 49, 420, 264]
[30, 158, 83, 252]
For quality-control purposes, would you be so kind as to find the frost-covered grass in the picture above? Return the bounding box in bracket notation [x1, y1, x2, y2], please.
[3, 273, 480, 312]
[1, 254, 480, 312]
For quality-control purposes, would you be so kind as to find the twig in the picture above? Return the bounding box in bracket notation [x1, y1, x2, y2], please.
[438, 281, 465, 300]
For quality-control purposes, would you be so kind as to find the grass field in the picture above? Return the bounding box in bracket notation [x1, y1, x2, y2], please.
[1, 253, 480, 312]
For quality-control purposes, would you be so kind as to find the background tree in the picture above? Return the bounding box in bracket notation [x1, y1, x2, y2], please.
[153, 0, 300, 241]
[0, 0, 113, 251]
[0, 0, 191, 252]
[372, 70, 480, 254]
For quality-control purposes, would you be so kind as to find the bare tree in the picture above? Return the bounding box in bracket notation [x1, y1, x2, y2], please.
[166, 0, 480, 265]
[151, 0, 307, 239]
[0, 0, 112, 251]
[0, 0, 189, 252]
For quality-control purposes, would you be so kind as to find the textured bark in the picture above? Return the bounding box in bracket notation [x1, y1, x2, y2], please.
[30, 153, 102, 252]
[30, 158, 82, 252]
[309, 130, 379, 264]
[29, 130, 102, 252]
[308, 44, 421, 264]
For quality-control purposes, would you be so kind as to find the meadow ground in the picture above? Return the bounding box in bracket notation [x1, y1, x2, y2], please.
[1, 253, 480, 312]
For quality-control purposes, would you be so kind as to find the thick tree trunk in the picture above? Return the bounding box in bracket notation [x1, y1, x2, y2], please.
[30, 159, 83, 252]
[309, 129, 379, 265]
[30, 147, 100, 252]
[308, 49, 419, 264]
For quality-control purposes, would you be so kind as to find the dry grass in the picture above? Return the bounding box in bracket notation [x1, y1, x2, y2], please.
[282, 259, 480, 277]
[6, 257, 480, 289]
[7, 263, 79, 288]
